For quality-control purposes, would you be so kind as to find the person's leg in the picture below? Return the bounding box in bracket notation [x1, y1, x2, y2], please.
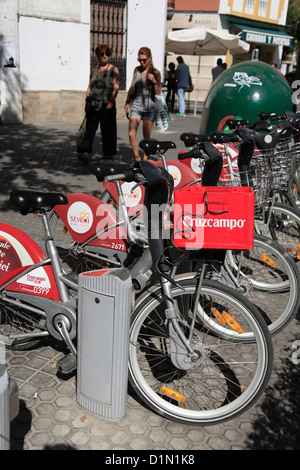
[77, 109, 99, 155]
[141, 119, 154, 160]
[128, 115, 142, 161]
[171, 88, 175, 111]
[177, 87, 186, 114]
[99, 106, 117, 156]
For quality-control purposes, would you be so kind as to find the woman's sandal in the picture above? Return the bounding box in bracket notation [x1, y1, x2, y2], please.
[77, 152, 90, 164]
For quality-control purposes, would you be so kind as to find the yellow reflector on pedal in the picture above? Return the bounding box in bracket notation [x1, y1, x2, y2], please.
[297, 244, 300, 260]
[259, 252, 277, 268]
[211, 307, 244, 333]
[62, 226, 68, 235]
[160, 387, 186, 403]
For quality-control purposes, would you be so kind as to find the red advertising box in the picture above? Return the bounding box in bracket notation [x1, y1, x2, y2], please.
[173, 186, 254, 250]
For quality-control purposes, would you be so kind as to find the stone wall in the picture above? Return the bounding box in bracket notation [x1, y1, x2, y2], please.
[22, 90, 128, 124]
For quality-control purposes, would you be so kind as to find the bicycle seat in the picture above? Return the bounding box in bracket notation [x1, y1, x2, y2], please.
[89, 161, 130, 182]
[139, 139, 176, 156]
[10, 189, 68, 214]
[180, 133, 210, 147]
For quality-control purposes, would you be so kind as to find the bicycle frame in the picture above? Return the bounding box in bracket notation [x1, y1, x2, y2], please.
[1, 162, 201, 369]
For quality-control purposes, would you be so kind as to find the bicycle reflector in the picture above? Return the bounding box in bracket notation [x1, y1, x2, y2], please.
[258, 253, 277, 268]
[160, 387, 186, 403]
[211, 307, 244, 334]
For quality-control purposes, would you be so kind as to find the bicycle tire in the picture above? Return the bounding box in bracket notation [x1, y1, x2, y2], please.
[0, 301, 47, 350]
[267, 202, 300, 264]
[129, 277, 273, 425]
[290, 173, 300, 208]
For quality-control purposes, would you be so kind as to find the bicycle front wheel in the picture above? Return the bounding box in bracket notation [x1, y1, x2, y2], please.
[129, 278, 273, 425]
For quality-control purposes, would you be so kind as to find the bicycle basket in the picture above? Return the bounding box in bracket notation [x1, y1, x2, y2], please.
[173, 186, 254, 250]
[250, 137, 298, 192]
[219, 153, 272, 217]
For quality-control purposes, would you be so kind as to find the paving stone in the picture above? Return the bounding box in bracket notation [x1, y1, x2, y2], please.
[149, 428, 167, 444]
[33, 417, 53, 431]
[29, 432, 51, 448]
[129, 421, 149, 435]
[54, 409, 72, 422]
[129, 437, 149, 450]
[70, 431, 90, 447]
[51, 424, 71, 439]
[36, 402, 55, 416]
[169, 437, 189, 450]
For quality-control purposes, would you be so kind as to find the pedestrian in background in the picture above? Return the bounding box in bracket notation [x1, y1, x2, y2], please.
[212, 58, 225, 81]
[165, 62, 177, 112]
[124, 46, 161, 162]
[176, 56, 189, 116]
[77, 44, 119, 162]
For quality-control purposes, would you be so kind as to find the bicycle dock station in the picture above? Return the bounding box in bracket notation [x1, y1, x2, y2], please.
[77, 267, 132, 421]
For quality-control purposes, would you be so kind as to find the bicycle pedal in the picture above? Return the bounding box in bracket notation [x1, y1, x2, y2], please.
[56, 354, 77, 374]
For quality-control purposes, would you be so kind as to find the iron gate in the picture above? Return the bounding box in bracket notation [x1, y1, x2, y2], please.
[90, 0, 127, 89]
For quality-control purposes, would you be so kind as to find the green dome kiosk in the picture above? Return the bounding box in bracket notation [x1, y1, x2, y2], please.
[200, 60, 293, 134]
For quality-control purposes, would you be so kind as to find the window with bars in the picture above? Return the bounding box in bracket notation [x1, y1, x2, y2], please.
[90, 0, 128, 89]
[245, 0, 255, 15]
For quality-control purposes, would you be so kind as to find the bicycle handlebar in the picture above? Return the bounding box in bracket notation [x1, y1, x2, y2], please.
[236, 121, 295, 149]
[258, 111, 280, 121]
[105, 168, 137, 183]
[105, 161, 174, 273]
[178, 141, 223, 162]
[226, 119, 250, 130]
[209, 132, 240, 144]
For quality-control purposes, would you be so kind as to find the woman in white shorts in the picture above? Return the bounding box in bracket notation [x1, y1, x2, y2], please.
[124, 47, 161, 162]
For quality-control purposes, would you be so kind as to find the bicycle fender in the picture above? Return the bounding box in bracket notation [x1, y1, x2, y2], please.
[53, 193, 128, 250]
[0, 223, 60, 300]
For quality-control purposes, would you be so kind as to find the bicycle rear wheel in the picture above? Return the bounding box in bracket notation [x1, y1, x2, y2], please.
[129, 278, 273, 425]
[0, 301, 47, 350]
[224, 233, 300, 336]
[267, 203, 300, 264]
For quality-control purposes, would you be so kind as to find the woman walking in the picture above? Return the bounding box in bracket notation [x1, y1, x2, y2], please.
[77, 44, 119, 161]
[124, 47, 161, 162]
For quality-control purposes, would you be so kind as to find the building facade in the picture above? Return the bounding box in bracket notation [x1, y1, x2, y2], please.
[166, 1, 221, 103]
[0, 0, 292, 123]
[0, 0, 167, 124]
[219, 0, 292, 68]
[166, 0, 292, 104]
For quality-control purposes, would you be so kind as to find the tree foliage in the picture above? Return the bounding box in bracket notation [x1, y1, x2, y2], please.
[285, 0, 300, 50]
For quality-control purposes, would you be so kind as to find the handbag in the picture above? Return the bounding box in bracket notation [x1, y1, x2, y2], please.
[186, 73, 194, 93]
[76, 116, 87, 148]
[85, 95, 102, 111]
[154, 94, 170, 133]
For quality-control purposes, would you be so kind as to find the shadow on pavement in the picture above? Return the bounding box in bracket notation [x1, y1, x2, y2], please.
[247, 311, 300, 450]
[0, 123, 133, 213]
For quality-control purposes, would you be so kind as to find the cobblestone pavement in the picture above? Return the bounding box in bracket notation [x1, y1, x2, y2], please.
[1, 114, 300, 451]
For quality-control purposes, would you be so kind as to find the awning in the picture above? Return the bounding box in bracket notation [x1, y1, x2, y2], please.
[231, 23, 293, 47]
